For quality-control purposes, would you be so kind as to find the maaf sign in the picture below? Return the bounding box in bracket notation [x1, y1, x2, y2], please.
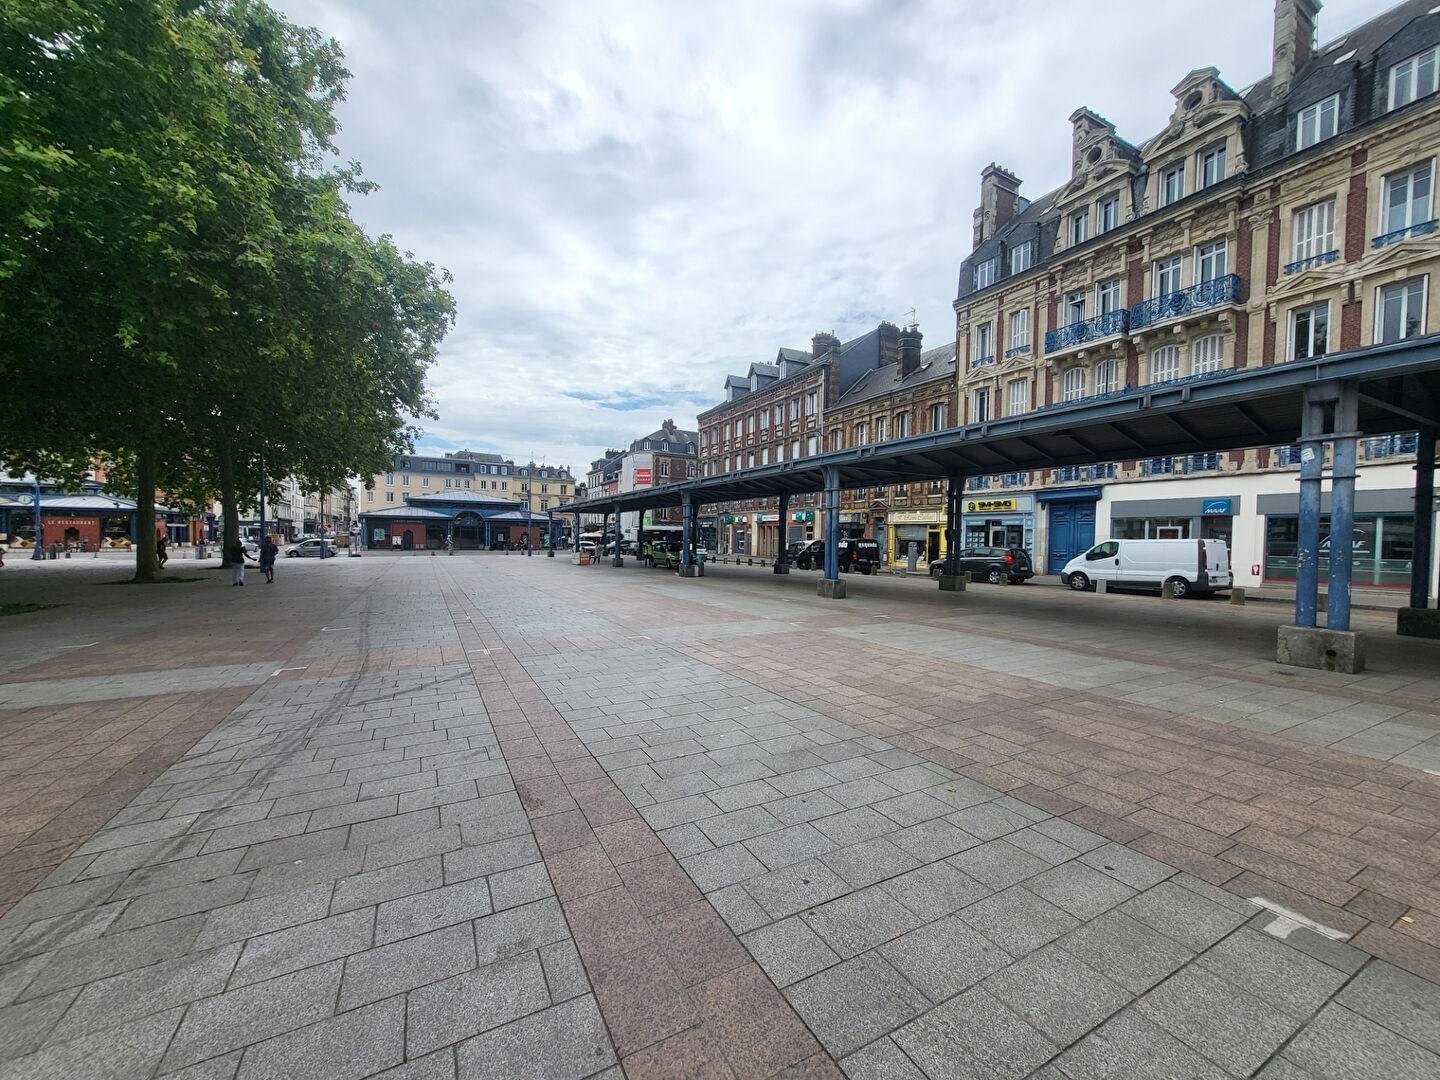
[965, 498, 1018, 514]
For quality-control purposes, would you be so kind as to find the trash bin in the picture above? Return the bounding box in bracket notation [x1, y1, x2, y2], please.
[197, 542, 207, 559]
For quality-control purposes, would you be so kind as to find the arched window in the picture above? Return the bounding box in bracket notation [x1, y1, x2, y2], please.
[1095, 358, 1121, 395]
[1192, 334, 1224, 374]
[1062, 366, 1086, 402]
[1151, 345, 1181, 383]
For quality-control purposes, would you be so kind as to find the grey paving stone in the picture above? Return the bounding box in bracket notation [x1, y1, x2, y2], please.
[893, 987, 1058, 1080]
[695, 805, 782, 847]
[744, 822, 837, 872]
[331, 857, 443, 914]
[741, 916, 841, 987]
[1118, 879, 1250, 952]
[1054, 1008, 1230, 1080]
[827, 776, 903, 809]
[72, 815, 202, 857]
[488, 862, 554, 910]
[707, 883, 771, 935]
[768, 790, 848, 826]
[46, 944, 239, 1043]
[155, 1050, 242, 1080]
[743, 859, 852, 920]
[80, 835, 213, 882]
[363, 825, 463, 871]
[819, 836, 921, 889]
[473, 897, 571, 966]
[1027, 861, 1137, 921]
[115, 851, 247, 900]
[802, 886, 924, 959]
[0, 1005, 184, 1080]
[707, 778, 781, 812]
[233, 995, 403, 1080]
[787, 951, 931, 1058]
[1078, 842, 1174, 891]
[1254, 1057, 1324, 1080]
[161, 961, 343, 1072]
[21, 912, 207, 1000]
[982, 942, 1133, 1045]
[200, 813, 313, 855]
[0, 957, 45, 1009]
[454, 994, 616, 1080]
[1195, 928, 1348, 1020]
[880, 915, 1012, 1002]
[0, 875, 125, 929]
[194, 882, 333, 948]
[948, 839, 1049, 890]
[655, 823, 714, 859]
[1337, 959, 1440, 1054]
[959, 886, 1080, 958]
[0, 903, 128, 962]
[637, 793, 722, 830]
[246, 849, 366, 898]
[874, 790, 955, 828]
[348, 808, 442, 847]
[1135, 963, 1303, 1076]
[879, 861, 991, 920]
[0, 988, 79, 1063]
[230, 910, 374, 988]
[1056, 910, 1195, 994]
[812, 806, 896, 847]
[111, 874, 257, 933]
[236, 827, 350, 872]
[840, 1037, 928, 1080]
[374, 877, 492, 944]
[1253, 914, 1368, 975]
[945, 801, 1033, 841]
[407, 951, 551, 1057]
[887, 818, 982, 862]
[1031, 817, 1110, 854]
[539, 939, 590, 1004]
[681, 843, 768, 892]
[367, 1049, 456, 1080]
[338, 923, 475, 1010]
[1284, 1002, 1440, 1080]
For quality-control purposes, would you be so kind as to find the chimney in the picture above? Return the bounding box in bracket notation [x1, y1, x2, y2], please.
[878, 322, 902, 368]
[1272, 0, 1321, 96]
[812, 331, 840, 358]
[897, 325, 924, 380]
[972, 164, 1023, 248]
[662, 418, 677, 438]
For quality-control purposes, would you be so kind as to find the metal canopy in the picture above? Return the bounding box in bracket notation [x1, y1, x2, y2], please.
[564, 334, 1440, 515]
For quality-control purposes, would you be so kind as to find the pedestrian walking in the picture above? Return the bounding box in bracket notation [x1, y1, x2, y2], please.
[259, 536, 278, 583]
[227, 539, 248, 586]
[156, 534, 168, 568]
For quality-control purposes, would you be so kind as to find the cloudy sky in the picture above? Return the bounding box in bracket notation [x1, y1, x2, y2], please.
[271, 0, 1390, 478]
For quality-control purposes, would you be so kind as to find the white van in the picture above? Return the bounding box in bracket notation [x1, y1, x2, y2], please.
[1061, 538, 1231, 598]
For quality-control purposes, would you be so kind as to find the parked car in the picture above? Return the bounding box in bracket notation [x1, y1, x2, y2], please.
[1061, 538, 1231, 598]
[287, 538, 338, 558]
[928, 546, 1034, 584]
[240, 538, 260, 557]
[792, 538, 881, 574]
[650, 540, 683, 569]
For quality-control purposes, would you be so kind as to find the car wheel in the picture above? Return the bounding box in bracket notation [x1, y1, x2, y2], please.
[286, 550, 298, 558]
[986, 567, 1004, 584]
[1068, 572, 1090, 591]
[1166, 576, 1191, 599]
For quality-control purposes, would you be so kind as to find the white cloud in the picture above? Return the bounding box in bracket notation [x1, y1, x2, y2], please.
[271, 0, 1395, 476]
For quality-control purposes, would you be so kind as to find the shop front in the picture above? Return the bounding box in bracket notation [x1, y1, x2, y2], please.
[755, 513, 780, 559]
[889, 509, 945, 567]
[788, 510, 815, 547]
[961, 495, 1036, 557]
[1108, 495, 1237, 547]
[724, 513, 750, 555]
[1259, 489, 1429, 590]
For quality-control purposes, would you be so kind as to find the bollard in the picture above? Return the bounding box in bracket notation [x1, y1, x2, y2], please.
[1229, 587, 1246, 606]
[1095, 579, 1107, 594]
[1161, 580, 1175, 600]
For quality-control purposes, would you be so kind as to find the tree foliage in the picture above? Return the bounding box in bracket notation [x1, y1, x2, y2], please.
[0, 0, 455, 578]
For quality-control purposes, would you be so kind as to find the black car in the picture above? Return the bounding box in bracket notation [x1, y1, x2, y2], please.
[929, 546, 1034, 584]
[791, 538, 881, 574]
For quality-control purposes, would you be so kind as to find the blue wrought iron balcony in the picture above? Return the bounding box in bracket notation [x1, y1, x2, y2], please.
[1004, 344, 1031, 359]
[1043, 309, 1128, 353]
[970, 354, 995, 369]
[1372, 219, 1437, 248]
[1128, 274, 1241, 331]
[1284, 249, 1339, 274]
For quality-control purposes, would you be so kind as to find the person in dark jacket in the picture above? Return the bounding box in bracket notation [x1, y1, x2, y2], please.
[227, 540, 248, 585]
[259, 536, 278, 583]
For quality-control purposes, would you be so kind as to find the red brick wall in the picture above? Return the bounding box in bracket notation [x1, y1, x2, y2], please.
[42, 515, 102, 549]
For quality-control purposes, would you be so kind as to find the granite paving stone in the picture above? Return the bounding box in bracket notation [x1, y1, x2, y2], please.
[406, 951, 551, 1058]
[235, 996, 406, 1080]
[893, 988, 1059, 1080]
[786, 951, 932, 1058]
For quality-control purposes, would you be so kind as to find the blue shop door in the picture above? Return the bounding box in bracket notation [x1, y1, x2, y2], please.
[1046, 502, 1096, 575]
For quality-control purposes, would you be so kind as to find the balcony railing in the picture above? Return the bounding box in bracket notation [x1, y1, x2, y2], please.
[1128, 274, 1241, 331]
[1373, 219, 1437, 248]
[970, 354, 995, 369]
[1004, 344, 1031, 359]
[1284, 249, 1339, 274]
[1363, 433, 1419, 459]
[1044, 309, 1128, 353]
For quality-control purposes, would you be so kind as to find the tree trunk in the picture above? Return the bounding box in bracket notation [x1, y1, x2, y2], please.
[219, 441, 237, 568]
[134, 448, 158, 582]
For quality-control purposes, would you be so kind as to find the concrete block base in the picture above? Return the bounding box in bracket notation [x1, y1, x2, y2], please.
[1276, 625, 1366, 673]
[1229, 587, 1246, 605]
[937, 575, 967, 592]
[773, 564, 790, 574]
[1397, 608, 1440, 640]
[678, 564, 702, 578]
[612, 556, 624, 567]
[817, 578, 847, 599]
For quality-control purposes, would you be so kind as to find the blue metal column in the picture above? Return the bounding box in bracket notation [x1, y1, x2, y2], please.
[612, 503, 623, 565]
[1295, 387, 1329, 628]
[30, 476, 44, 560]
[944, 477, 961, 575]
[1327, 382, 1359, 632]
[1412, 430, 1436, 609]
[775, 493, 790, 572]
[823, 466, 840, 581]
[681, 495, 693, 567]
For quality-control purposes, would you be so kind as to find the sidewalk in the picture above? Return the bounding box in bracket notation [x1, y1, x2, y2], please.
[0, 553, 1437, 1078]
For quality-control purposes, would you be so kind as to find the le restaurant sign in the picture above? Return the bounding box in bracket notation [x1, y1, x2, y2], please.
[965, 498, 1019, 514]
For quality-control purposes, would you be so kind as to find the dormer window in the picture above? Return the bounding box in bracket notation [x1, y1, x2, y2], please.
[1197, 144, 1226, 189]
[1296, 94, 1339, 150]
[1097, 195, 1119, 233]
[1010, 242, 1033, 273]
[974, 257, 998, 290]
[1389, 46, 1438, 110]
[1069, 209, 1089, 246]
[1160, 164, 1184, 207]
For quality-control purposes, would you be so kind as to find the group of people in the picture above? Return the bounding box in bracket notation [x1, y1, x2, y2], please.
[226, 536, 278, 586]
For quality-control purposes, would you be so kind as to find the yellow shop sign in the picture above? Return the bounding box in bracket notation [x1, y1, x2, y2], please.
[965, 498, 1018, 514]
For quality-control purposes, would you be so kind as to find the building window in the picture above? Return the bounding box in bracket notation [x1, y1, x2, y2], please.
[657, 461, 668, 478]
[828, 430, 842, 451]
[366, 490, 374, 502]
[1381, 162, 1434, 236]
[791, 439, 801, 459]
[1389, 46, 1439, 110]
[974, 257, 998, 290]
[1192, 333, 1224, 374]
[385, 473, 394, 485]
[875, 416, 889, 441]
[402, 475, 409, 485]
[1008, 378, 1028, 416]
[385, 491, 394, 503]
[1292, 200, 1336, 262]
[789, 398, 800, 421]
[1069, 209, 1089, 246]
[1095, 357, 1121, 395]
[1196, 239, 1227, 283]
[1096, 278, 1122, 315]
[855, 422, 868, 445]
[806, 435, 818, 455]
[1011, 243, 1033, 273]
[1377, 279, 1427, 342]
[929, 402, 947, 430]
[1160, 163, 1184, 206]
[1154, 256, 1183, 297]
[805, 390, 818, 416]
[1064, 290, 1087, 326]
[974, 322, 993, 363]
[973, 388, 991, 423]
[773, 405, 783, 427]
[1062, 366, 1086, 402]
[1151, 344, 1181, 383]
[1289, 303, 1330, 360]
[1198, 144, 1226, 189]
[1296, 94, 1339, 149]
[1008, 308, 1030, 351]
[894, 412, 910, 438]
[1185, 453, 1221, 472]
[1097, 195, 1119, 233]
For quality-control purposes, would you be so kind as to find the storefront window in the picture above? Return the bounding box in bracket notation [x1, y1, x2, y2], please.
[1112, 517, 1192, 539]
[1264, 515, 1414, 587]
